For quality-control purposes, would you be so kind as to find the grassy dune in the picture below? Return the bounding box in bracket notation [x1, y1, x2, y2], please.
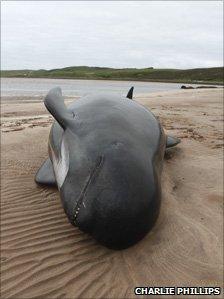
[1, 66, 223, 85]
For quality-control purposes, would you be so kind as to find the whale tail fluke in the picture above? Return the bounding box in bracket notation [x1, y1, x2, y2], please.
[44, 87, 73, 130]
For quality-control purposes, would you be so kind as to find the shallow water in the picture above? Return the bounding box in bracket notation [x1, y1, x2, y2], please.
[1, 77, 198, 97]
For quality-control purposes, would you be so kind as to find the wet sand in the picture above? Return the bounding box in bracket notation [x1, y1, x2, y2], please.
[1, 88, 223, 298]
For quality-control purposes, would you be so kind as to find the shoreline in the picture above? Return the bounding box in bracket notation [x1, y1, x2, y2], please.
[1, 76, 223, 86]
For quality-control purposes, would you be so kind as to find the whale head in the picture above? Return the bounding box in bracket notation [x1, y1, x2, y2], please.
[56, 130, 162, 250]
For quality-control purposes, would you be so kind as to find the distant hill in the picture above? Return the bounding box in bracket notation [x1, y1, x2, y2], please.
[1, 66, 223, 85]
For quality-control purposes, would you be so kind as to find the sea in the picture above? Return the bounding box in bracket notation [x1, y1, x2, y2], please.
[1, 77, 200, 98]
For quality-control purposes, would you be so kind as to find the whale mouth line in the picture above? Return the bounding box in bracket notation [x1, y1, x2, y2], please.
[73, 155, 105, 225]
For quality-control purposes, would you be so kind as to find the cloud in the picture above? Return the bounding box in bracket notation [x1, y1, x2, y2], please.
[1, 1, 223, 69]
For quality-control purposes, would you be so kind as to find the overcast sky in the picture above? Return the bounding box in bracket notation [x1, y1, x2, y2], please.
[1, 1, 223, 70]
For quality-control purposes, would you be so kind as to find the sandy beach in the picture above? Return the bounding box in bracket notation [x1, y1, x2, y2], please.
[1, 88, 223, 298]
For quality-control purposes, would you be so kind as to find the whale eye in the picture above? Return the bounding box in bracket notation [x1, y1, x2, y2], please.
[52, 135, 69, 189]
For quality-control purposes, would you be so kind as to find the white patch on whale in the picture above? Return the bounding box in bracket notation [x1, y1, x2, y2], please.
[50, 135, 69, 189]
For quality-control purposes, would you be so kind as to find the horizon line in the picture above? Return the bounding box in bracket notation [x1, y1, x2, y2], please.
[2, 65, 224, 71]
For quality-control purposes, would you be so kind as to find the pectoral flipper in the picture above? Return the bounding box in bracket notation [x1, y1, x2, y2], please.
[166, 136, 181, 148]
[35, 157, 56, 186]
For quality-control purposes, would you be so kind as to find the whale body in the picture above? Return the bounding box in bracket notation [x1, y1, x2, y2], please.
[35, 87, 180, 249]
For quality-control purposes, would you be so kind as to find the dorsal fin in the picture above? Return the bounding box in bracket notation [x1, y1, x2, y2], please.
[44, 87, 73, 129]
[126, 87, 134, 99]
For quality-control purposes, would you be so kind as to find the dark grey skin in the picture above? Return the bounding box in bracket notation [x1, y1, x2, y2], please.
[35, 87, 180, 249]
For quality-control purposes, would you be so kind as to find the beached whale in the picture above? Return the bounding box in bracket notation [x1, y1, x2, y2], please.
[35, 87, 180, 249]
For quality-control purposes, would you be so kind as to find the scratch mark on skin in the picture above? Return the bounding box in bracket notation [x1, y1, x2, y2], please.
[73, 155, 105, 226]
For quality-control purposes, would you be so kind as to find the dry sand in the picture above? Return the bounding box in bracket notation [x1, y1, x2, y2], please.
[1, 89, 223, 298]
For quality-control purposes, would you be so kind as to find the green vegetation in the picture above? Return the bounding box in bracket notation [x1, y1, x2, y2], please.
[1, 66, 223, 85]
